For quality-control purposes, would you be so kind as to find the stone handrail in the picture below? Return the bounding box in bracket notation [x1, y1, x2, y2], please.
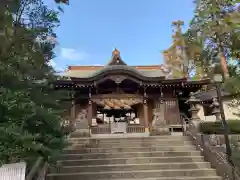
[184, 117, 240, 180]
[180, 114, 188, 136]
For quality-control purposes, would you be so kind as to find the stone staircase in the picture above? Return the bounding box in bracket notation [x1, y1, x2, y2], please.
[46, 136, 222, 180]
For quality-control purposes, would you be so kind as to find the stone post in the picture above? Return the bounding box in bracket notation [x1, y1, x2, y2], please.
[72, 106, 89, 137]
[150, 100, 170, 135]
[187, 92, 201, 130]
[210, 98, 221, 121]
[71, 99, 91, 137]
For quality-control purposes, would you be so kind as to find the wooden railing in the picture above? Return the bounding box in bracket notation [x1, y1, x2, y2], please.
[127, 125, 145, 133]
[91, 124, 145, 134]
[91, 124, 111, 134]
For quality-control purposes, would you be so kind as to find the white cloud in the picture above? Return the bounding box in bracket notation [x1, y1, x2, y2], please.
[60, 48, 89, 61]
[48, 59, 56, 67]
[48, 59, 64, 72]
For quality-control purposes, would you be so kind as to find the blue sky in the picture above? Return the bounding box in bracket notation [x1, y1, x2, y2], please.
[44, 0, 195, 71]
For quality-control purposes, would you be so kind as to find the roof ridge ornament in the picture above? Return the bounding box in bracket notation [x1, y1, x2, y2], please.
[112, 48, 120, 56]
[107, 48, 127, 66]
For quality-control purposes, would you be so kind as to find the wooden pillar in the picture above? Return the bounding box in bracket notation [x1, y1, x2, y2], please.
[68, 99, 75, 129]
[70, 88, 76, 121]
[88, 87, 92, 127]
[88, 100, 92, 127]
[143, 99, 149, 132]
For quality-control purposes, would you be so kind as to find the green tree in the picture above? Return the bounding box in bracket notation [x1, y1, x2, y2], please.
[191, 0, 238, 51]
[0, 0, 70, 165]
[188, 0, 240, 78]
[182, 0, 240, 95]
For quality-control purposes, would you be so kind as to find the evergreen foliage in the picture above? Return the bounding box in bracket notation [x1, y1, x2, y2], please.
[186, 0, 240, 75]
[0, 0, 70, 165]
[185, 0, 240, 115]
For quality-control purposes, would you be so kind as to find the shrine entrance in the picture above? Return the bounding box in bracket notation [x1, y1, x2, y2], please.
[91, 94, 146, 134]
[95, 106, 139, 125]
[95, 107, 139, 134]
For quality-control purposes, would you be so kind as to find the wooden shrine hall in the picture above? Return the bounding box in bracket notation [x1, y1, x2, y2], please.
[54, 49, 211, 136]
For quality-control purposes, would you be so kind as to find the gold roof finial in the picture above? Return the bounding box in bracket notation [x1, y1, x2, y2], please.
[113, 48, 120, 56]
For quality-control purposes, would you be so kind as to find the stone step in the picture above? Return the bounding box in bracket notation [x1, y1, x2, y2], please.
[58, 156, 204, 166]
[50, 162, 211, 173]
[68, 139, 190, 144]
[60, 151, 201, 160]
[64, 145, 196, 154]
[62, 177, 222, 180]
[46, 169, 217, 180]
[68, 136, 188, 143]
[68, 141, 192, 148]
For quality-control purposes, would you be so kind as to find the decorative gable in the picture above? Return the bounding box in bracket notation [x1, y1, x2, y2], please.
[107, 48, 127, 66]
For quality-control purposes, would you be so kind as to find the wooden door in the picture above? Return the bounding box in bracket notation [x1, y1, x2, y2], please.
[164, 99, 181, 125]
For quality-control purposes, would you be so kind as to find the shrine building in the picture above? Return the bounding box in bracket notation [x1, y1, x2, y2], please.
[54, 49, 211, 136]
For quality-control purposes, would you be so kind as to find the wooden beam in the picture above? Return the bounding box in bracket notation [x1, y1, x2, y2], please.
[91, 93, 143, 100]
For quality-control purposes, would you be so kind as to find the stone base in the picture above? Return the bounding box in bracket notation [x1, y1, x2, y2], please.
[70, 129, 90, 138]
[150, 127, 170, 136]
[191, 119, 201, 130]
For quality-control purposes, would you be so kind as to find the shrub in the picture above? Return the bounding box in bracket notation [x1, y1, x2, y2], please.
[200, 120, 240, 134]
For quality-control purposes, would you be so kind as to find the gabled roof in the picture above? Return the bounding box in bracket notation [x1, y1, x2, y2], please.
[62, 49, 168, 79]
[107, 48, 127, 66]
[63, 65, 167, 79]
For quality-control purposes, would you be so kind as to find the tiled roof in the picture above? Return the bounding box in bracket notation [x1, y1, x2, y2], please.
[62, 65, 167, 78]
[139, 69, 166, 77]
[194, 89, 231, 101]
[61, 49, 168, 78]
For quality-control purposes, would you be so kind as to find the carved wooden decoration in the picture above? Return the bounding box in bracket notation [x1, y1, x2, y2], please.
[94, 74, 142, 86]
[91, 93, 143, 100]
[109, 75, 126, 84]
